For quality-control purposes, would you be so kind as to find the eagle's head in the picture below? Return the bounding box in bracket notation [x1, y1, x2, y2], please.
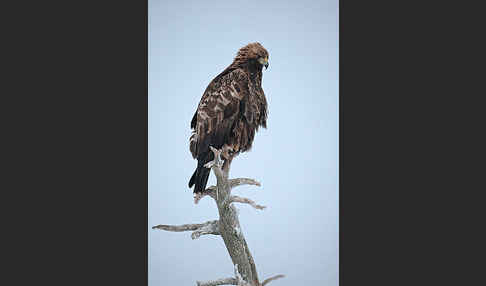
[234, 42, 269, 70]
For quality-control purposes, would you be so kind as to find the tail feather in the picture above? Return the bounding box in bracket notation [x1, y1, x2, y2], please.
[194, 167, 210, 193]
[188, 151, 214, 193]
[188, 169, 197, 188]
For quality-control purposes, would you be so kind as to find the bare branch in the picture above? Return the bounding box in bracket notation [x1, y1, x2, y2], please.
[194, 186, 217, 204]
[152, 223, 204, 232]
[196, 278, 237, 286]
[229, 195, 266, 210]
[191, 220, 220, 240]
[261, 275, 285, 286]
[229, 178, 261, 189]
[152, 220, 219, 239]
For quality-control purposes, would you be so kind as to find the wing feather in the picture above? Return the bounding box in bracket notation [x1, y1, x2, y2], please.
[190, 68, 249, 159]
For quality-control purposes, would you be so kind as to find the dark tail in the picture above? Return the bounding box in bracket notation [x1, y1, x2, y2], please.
[188, 151, 213, 193]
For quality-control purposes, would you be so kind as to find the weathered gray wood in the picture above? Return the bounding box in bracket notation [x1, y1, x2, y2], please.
[152, 220, 219, 240]
[229, 178, 261, 189]
[229, 195, 266, 210]
[205, 146, 258, 285]
[152, 146, 284, 286]
[196, 277, 237, 286]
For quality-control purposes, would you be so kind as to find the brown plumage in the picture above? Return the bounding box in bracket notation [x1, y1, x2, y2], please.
[189, 42, 270, 194]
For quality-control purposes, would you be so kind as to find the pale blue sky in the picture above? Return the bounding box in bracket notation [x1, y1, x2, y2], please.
[149, 0, 338, 285]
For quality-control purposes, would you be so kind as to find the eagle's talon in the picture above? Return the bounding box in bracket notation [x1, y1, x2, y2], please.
[204, 148, 223, 169]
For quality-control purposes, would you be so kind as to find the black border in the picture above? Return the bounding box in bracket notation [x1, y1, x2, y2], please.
[6, 1, 148, 285]
[340, 1, 483, 285]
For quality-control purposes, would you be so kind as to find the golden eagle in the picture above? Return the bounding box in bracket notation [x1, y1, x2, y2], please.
[189, 42, 269, 194]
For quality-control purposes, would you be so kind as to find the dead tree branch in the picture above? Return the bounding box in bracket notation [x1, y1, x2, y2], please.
[152, 220, 219, 240]
[152, 146, 284, 286]
[229, 178, 261, 189]
[229, 195, 266, 210]
[196, 277, 238, 286]
[261, 275, 286, 286]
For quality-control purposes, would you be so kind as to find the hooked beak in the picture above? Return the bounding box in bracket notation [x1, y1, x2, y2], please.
[259, 57, 269, 70]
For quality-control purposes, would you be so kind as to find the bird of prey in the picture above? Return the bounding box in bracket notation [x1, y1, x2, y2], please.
[189, 42, 269, 194]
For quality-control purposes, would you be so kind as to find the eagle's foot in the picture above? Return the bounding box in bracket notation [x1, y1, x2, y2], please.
[204, 146, 223, 169]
